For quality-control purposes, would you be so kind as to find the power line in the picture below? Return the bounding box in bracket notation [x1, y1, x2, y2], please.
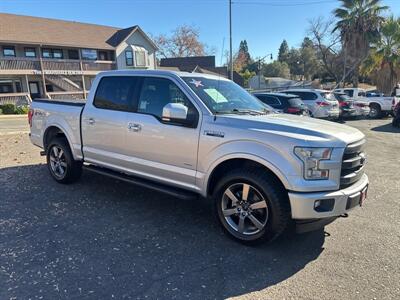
[233, 0, 337, 6]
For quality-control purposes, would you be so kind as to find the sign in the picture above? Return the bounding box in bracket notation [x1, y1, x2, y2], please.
[32, 70, 84, 75]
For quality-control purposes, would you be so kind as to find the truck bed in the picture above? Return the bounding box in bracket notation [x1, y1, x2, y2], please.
[29, 98, 85, 160]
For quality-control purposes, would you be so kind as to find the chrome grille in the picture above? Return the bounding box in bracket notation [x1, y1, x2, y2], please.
[340, 139, 366, 188]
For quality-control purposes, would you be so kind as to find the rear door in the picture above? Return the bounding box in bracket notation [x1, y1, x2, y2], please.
[81, 76, 139, 168]
[123, 76, 201, 188]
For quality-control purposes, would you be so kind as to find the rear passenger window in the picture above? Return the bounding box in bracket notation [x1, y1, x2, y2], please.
[263, 96, 282, 107]
[344, 89, 354, 97]
[94, 76, 139, 111]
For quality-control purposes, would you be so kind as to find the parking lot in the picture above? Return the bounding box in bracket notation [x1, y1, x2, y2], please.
[0, 116, 399, 299]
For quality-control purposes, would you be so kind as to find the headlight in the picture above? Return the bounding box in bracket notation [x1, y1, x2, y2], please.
[294, 147, 332, 180]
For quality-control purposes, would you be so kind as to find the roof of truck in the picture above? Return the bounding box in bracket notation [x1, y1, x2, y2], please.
[98, 69, 231, 81]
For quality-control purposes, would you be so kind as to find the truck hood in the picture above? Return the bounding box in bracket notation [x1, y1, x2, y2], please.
[219, 113, 365, 147]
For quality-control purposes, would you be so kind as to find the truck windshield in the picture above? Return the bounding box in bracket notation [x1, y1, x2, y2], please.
[182, 76, 271, 114]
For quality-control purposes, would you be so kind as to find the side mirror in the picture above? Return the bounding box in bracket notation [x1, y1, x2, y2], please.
[162, 103, 188, 121]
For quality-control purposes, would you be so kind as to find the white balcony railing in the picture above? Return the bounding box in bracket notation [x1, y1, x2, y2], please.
[0, 92, 32, 105]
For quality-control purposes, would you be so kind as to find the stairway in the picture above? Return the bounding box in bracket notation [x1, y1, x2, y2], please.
[46, 75, 82, 92]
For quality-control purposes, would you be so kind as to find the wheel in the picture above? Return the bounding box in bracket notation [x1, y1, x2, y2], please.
[213, 168, 291, 244]
[369, 104, 381, 119]
[46, 137, 82, 184]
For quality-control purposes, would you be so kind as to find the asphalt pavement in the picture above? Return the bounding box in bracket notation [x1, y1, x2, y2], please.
[0, 117, 399, 299]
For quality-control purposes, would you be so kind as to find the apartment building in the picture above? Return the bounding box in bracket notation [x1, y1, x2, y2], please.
[0, 13, 158, 105]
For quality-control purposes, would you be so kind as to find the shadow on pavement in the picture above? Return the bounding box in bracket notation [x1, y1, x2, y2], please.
[370, 122, 400, 133]
[0, 164, 325, 299]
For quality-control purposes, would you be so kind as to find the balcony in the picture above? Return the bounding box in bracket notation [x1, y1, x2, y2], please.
[0, 57, 116, 74]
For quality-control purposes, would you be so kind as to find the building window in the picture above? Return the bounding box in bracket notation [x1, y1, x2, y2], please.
[42, 48, 52, 58]
[3, 46, 15, 57]
[135, 51, 146, 67]
[98, 51, 108, 61]
[24, 47, 36, 58]
[125, 50, 133, 66]
[68, 50, 79, 60]
[81, 49, 97, 60]
[52, 49, 63, 59]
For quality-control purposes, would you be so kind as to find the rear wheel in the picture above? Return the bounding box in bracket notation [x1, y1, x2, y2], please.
[213, 168, 291, 244]
[369, 104, 381, 119]
[47, 137, 82, 184]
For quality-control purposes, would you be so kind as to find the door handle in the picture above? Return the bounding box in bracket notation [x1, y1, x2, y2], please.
[128, 122, 141, 132]
[88, 118, 95, 125]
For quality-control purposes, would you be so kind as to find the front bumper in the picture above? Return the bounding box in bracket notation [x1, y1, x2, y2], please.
[288, 174, 368, 220]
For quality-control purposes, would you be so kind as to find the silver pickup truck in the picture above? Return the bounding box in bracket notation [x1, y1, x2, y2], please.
[29, 70, 369, 243]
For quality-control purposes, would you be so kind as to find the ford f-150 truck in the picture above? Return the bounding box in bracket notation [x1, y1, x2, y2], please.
[29, 70, 369, 243]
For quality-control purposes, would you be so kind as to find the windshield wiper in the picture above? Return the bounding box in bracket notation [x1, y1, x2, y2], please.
[231, 108, 268, 115]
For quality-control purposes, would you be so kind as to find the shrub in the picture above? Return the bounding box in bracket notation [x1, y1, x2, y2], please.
[15, 105, 29, 115]
[0, 108, 2, 115]
[0, 104, 16, 114]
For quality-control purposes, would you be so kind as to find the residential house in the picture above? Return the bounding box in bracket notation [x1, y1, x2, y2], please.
[159, 56, 244, 86]
[0, 13, 158, 104]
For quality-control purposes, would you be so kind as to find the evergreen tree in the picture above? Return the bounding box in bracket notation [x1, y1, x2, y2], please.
[278, 40, 289, 63]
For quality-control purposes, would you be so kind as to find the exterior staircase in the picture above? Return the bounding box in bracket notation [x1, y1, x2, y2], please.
[46, 75, 82, 92]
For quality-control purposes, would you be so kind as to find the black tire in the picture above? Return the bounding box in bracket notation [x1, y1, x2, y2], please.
[213, 168, 291, 244]
[46, 137, 82, 184]
[369, 104, 382, 119]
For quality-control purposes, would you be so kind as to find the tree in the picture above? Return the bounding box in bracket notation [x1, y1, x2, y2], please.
[300, 37, 320, 80]
[262, 61, 290, 78]
[152, 25, 209, 58]
[278, 40, 290, 63]
[234, 40, 252, 72]
[286, 48, 303, 79]
[333, 0, 388, 86]
[239, 69, 256, 87]
[362, 16, 400, 94]
[309, 17, 343, 83]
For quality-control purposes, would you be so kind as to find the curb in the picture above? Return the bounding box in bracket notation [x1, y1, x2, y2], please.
[0, 131, 30, 136]
[0, 114, 27, 119]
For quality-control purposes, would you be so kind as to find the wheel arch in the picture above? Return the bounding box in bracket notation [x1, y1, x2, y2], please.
[205, 155, 291, 198]
[43, 125, 74, 157]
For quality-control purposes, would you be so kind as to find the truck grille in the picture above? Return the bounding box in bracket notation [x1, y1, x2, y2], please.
[340, 139, 366, 189]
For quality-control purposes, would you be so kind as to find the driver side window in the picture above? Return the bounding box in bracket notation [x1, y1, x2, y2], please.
[137, 77, 198, 126]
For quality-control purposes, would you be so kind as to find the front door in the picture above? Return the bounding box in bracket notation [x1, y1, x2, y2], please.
[124, 76, 200, 188]
[28, 82, 40, 99]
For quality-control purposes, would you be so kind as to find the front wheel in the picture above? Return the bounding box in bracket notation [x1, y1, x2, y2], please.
[213, 169, 291, 244]
[47, 137, 82, 184]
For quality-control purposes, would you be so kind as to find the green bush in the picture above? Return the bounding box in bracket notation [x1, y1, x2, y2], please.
[0, 104, 16, 114]
[15, 105, 29, 115]
[0, 108, 3, 115]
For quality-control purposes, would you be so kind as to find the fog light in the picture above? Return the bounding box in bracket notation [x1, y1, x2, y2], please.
[314, 198, 335, 212]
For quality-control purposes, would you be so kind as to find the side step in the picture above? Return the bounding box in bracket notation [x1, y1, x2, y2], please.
[83, 164, 199, 201]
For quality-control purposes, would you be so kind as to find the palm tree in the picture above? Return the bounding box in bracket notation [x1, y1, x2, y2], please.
[362, 16, 400, 94]
[333, 0, 388, 87]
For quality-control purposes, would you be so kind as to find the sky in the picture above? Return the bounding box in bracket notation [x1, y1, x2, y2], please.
[1, 0, 400, 66]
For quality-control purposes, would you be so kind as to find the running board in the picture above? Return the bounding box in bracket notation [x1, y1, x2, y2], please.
[83, 165, 198, 201]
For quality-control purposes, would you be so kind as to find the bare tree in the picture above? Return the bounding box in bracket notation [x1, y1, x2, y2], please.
[152, 25, 211, 58]
[308, 17, 343, 83]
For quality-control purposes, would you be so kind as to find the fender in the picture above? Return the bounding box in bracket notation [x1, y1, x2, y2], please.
[197, 140, 300, 197]
[43, 120, 81, 160]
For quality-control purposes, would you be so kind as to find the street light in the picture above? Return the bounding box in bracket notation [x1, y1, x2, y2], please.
[257, 53, 273, 89]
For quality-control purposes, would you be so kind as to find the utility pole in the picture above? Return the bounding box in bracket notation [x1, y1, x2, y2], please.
[229, 0, 233, 81]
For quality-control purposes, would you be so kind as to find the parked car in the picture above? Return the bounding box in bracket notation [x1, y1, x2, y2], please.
[333, 92, 357, 118]
[353, 100, 371, 117]
[335, 88, 397, 118]
[29, 70, 369, 244]
[281, 89, 339, 119]
[392, 101, 400, 127]
[253, 92, 310, 116]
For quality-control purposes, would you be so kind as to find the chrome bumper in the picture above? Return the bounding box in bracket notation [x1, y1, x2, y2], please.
[288, 174, 369, 219]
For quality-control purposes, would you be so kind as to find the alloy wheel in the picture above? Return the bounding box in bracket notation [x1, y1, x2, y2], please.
[49, 146, 67, 179]
[221, 183, 269, 236]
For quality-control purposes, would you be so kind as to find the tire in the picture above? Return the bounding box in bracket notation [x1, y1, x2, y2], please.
[46, 137, 82, 184]
[213, 168, 291, 244]
[369, 104, 382, 119]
